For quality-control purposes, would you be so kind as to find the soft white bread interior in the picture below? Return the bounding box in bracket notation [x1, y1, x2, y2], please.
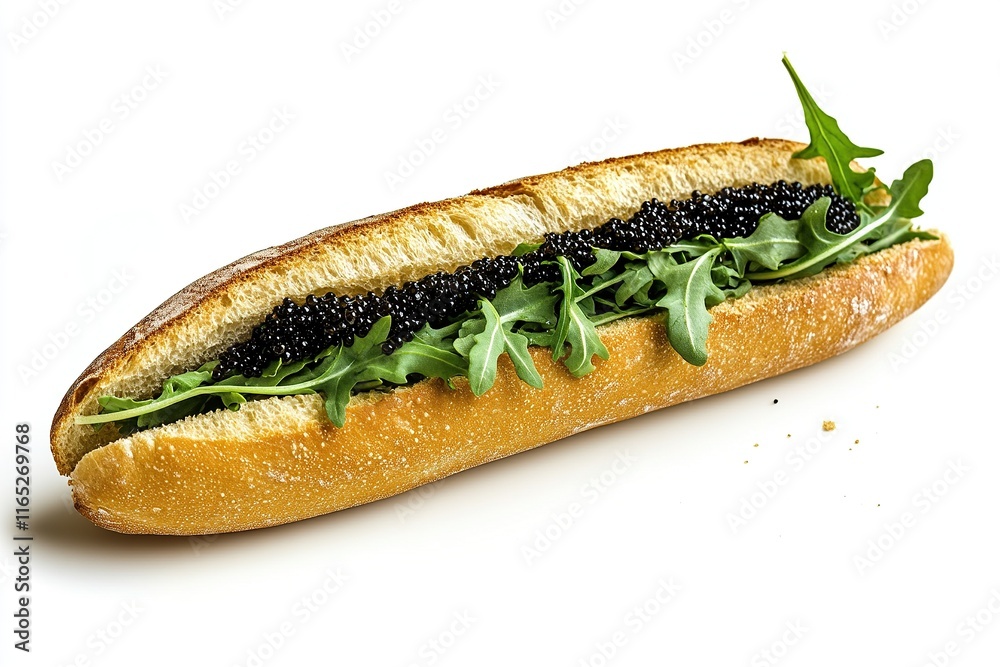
[50, 139, 953, 535]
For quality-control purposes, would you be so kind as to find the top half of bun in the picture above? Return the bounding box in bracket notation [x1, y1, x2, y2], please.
[50, 138, 888, 474]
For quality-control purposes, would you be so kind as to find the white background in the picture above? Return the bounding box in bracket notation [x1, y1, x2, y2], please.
[2, 1, 998, 665]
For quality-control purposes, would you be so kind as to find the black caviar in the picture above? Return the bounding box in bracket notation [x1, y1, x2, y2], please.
[214, 181, 859, 379]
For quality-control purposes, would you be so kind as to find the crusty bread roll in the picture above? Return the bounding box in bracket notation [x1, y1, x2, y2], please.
[50, 139, 953, 534]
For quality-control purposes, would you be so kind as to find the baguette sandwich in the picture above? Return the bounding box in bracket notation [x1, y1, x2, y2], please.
[50, 57, 953, 535]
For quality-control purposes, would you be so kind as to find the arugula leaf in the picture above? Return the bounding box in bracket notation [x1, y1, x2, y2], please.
[710, 262, 752, 300]
[857, 159, 936, 254]
[663, 237, 721, 259]
[91, 395, 150, 434]
[552, 256, 610, 376]
[356, 326, 467, 386]
[511, 242, 542, 256]
[521, 329, 554, 347]
[748, 160, 933, 281]
[135, 396, 209, 429]
[461, 299, 543, 395]
[723, 279, 752, 300]
[455, 275, 558, 393]
[311, 347, 356, 426]
[723, 213, 805, 275]
[455, 316, 485, 351]
[161, 365, 215, 393]
[220, 392, 247, 411]
[80, 318, 391, 429]
[134, 363, 217, 428]
[240, 357, 312, 387]
[582, 248, 621, 276]
[882, 158, 933, 219]
[866, 220, 937, 254]
[559, 312, 609, 376]
[644, 250, 680, 280]
[650, 248, 726, 366]
[350, 316, 392, 357]
[490, 275, 558, 326]
[792, 197, 860, 276]
[615, 264, 655, 306]
[782, 54, 883, 207]
[495, 330, 543, 391]
[312, 317, 392, 426]
[97, 395, 152, 412]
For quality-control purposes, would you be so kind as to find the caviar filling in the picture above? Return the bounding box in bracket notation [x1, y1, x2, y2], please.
[215, 181, 859, 380]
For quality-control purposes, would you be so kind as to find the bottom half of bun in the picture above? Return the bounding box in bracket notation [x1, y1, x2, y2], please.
[68, 236, 953, 535]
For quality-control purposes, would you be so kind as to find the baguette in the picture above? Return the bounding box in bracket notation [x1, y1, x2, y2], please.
[50, 138, 953, 535]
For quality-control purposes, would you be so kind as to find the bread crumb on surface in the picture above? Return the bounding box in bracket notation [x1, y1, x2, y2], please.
[823, 420, 836, 431]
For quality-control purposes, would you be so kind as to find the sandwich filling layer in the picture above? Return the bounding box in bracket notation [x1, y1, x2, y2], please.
[78, 173, 932, 435]
[216, 181, 859, 379]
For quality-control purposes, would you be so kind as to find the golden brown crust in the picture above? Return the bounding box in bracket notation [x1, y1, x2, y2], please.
[69, 236, 953, 535]
[52, 138, 833, 474]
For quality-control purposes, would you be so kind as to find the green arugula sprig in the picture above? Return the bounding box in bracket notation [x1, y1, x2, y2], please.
[88, 319, 396, 432]
[78, 55, 937, 434]
[746, 160, 935, 281]
[453, 276, 556, 394]
[552, 256, 610, 376]
[781, 54, 884, 212]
